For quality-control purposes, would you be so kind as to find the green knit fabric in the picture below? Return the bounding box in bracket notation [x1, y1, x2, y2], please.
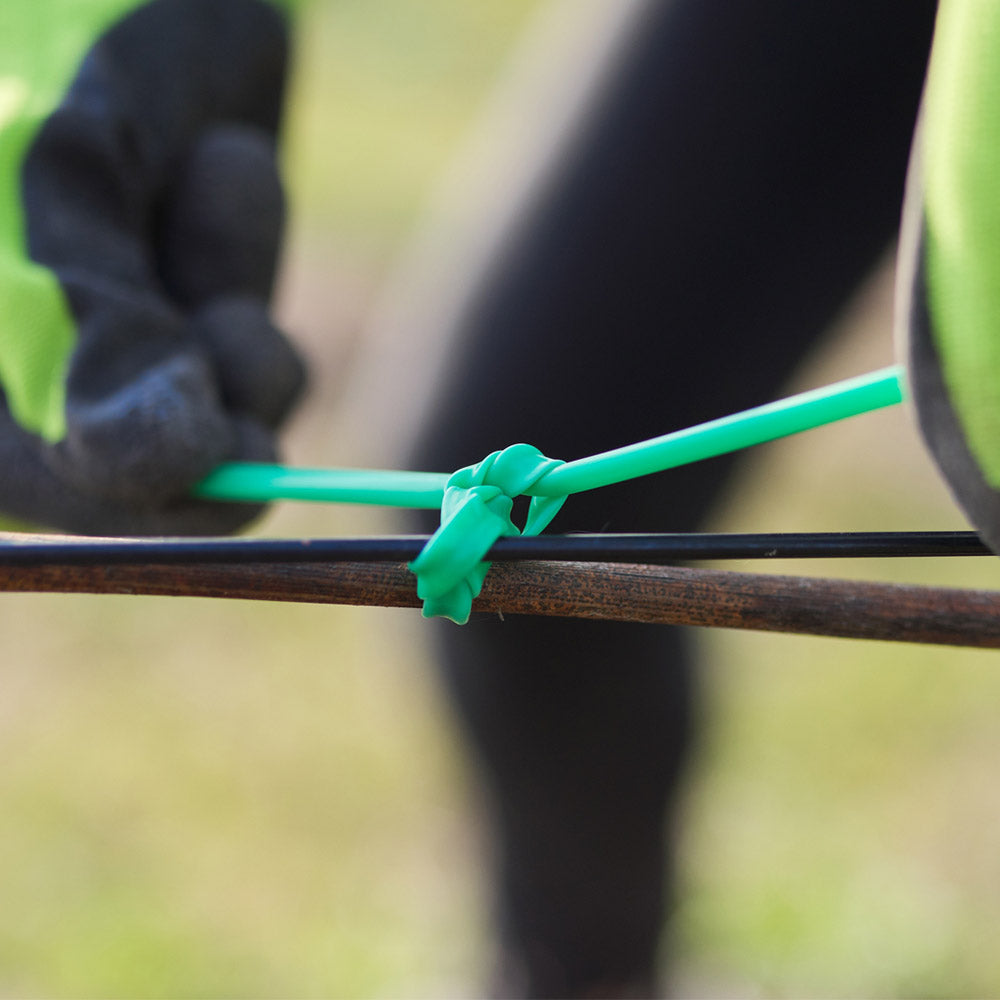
[923, 0, 1000, 486]
[0, 0, 298, 442]
[0, 0, 146, 441]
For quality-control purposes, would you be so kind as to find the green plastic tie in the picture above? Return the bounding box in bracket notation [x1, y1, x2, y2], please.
[193, 462, 448, 508]
[409, 444, 567, 623]
[194, 365, 906, 622]
[531, 364, 906, 497]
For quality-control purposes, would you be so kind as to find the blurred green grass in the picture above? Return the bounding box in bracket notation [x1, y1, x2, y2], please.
[283, 0, 543, 244]
[6, 2, 1000, 997]
[0, 596, 481, 996]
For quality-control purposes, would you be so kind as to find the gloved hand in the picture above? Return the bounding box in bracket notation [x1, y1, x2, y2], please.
[900, 0, 1000, 554]
[0, 0, 305, 536]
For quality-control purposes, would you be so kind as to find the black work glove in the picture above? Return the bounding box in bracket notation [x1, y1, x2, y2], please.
[0, 0, 305, 535]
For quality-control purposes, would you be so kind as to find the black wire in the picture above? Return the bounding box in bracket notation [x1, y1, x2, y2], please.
[0, 531, 989, 567]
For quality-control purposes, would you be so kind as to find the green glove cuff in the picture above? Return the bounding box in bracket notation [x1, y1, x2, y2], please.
[0, 0, 144, 440]
[0, 0, 299, 443]
[922, 0, 1000, 487]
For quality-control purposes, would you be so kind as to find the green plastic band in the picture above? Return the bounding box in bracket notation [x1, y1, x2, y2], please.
[531, 365, 905, 496]
[409, 443, 567, 623]
[197, 366, 906, 622]
[194, 462, 448, 508]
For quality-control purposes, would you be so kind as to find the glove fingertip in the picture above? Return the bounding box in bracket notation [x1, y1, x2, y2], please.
[193, 296, 307, 428]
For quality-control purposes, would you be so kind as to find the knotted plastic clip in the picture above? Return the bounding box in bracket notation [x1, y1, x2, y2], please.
[409, 443, 567, 623]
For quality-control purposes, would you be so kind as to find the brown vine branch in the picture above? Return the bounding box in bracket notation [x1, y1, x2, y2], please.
[1, 542, 999, 647]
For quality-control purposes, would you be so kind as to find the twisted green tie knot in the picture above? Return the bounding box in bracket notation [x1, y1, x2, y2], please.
[409, 443, 567, 623]
[195, 369, 906, 622]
